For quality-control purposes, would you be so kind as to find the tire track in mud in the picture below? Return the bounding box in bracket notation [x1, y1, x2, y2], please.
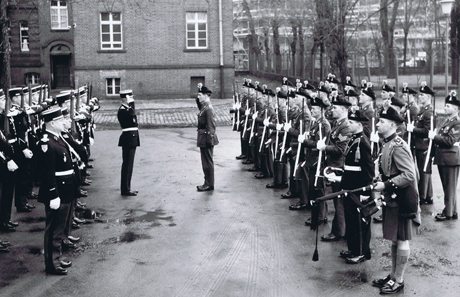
[203, 228, 251, 297]
[172, 216, 239, 297]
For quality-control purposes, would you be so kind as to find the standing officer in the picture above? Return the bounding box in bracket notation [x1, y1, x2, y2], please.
[372, 107, 419, 294]
[317, 95, 352, 241]
[338, 109, 374, 264]
[117, 90, 140, 196]
[37, 106, 76, 275]
[430, 91, 460, 221]
[196, 85, 219, 192]
[406, 82, 434, 205]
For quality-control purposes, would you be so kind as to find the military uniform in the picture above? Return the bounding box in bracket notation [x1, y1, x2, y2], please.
[433, 114, 460, 219]
[37, 108, 77, 274]
[411, 105, 433, 203]
[117, 90, 140, 196]
[323, 116, 352, 239]
[341, 129, 374, 261]
[196, 86, 219, 191]
[379, 132, 418, 241]
[303, 115, 331, 220]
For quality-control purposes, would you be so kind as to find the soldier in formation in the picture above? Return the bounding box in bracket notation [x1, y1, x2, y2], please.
[0, 84, 99, 274]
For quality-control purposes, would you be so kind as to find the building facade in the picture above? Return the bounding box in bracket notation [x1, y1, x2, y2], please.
[72, 0, 234, 99]
[8, 0, 75, 88]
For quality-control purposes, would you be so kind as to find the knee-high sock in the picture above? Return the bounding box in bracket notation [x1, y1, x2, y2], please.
[391, 244, 398, 277]
[395, 248, 410, 283]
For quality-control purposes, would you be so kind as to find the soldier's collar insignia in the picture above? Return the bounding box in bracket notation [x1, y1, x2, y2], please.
[41, 134, 49, 143]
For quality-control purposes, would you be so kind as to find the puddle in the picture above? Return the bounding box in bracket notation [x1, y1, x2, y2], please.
[112, 209, 175, 227]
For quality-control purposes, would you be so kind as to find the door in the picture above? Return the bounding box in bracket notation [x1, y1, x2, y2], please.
[52, 55, 71, 88]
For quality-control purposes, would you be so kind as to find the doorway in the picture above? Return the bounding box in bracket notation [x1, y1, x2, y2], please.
[52, 55, 71, 88]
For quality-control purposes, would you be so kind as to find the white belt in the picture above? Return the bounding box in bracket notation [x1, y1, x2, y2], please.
[8, 138, 17, 143]
[55, 169, 74, 176]
[344, 165, 362, 172]
[122, 127, 138, 132]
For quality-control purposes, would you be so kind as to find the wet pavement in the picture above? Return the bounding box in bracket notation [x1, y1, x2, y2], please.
[1, 127, 460, 297]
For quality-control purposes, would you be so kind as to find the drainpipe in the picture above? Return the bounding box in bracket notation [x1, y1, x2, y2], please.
[218, 0, 224, 99]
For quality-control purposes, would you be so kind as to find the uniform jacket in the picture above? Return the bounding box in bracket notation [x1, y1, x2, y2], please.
[197, 104, 219, 148]
[379, 133, 418, 216]
[433, 115, 460, 166]
[341, 132, 374, 191]
[37, 131, 77, 204]
[411, 105, 432, 151]
[117, 102, 140, 147]
[324, 118, 352, 167]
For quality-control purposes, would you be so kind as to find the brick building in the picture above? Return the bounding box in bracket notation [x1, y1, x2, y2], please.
[72, 0, 234, 99]
[8, 0, 75, 88]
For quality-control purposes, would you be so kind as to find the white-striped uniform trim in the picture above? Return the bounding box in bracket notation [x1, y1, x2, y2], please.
[344, 165, 362, 172]
[122, 127, 138, 132]
[55, 169, 74, 176]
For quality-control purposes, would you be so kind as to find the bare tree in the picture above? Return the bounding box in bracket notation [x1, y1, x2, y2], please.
[242, 0, 261, 72]
[398, 0, 424, 72]
[380, 0, 400, 78]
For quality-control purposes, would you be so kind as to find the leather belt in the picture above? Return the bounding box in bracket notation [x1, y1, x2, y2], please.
[122, 127, 138, 132]
[55, 169, 74, 176]
[344, 165, 362, 172]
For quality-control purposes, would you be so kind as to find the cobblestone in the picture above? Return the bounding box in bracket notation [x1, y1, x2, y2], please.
[94, 98, 233, 129]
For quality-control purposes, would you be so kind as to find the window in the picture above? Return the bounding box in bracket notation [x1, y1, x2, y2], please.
[106, 78, 120, 95]
[186, 12, 207, 49]
[25, 72, 40, 85]
[20, 21, 29, 52]
[100, 12, 123, 50]
[50, 1, 69, 30]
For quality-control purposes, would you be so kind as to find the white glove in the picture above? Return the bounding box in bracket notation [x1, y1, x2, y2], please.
[283, 122, 291, 131]
[22, 148, 33, 159]
[263, 118, 269, 127]
[7, 160, 18, 172]
[327, 173, 342, 183]
[370, 132, 380, 143]
[276, 123, 283, 131]
[252, 111, 258, 120]
[236, 102, 241, 109]
[245, 109, 250, 116]
[232, 103, 237, 109]
[406, 122, 414, 132]
[316, 138, 326, 151]
[49, 197, 61, 210]
[428, 129, 436, 140]
[298, 134, 306, 143]
[90, 137, 95, 146]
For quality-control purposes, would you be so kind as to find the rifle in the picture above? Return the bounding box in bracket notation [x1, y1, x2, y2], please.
[274, 90, 280, 159]
[249, 93, 257, 143]
[423, 110, 434, 172]
[232, 81, 236, 128]
[294, 97, 305, 178]
[279, 96, 290, 161]
[259, 109, 268, 153]
[314, 105, 324, 187]
[242, 96, 250, 138]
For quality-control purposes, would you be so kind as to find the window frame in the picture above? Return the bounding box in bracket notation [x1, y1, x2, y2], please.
[106, 78, 121, 96]
[50, 0, 69, 30]
[185, 12, 208, 50]
[25, 72, 40, 85]
[100, 12, 123, 50]
[19, 21, 29, 52]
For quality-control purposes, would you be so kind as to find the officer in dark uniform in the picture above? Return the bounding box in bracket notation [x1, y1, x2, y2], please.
[301, 96, 331, 225]
[117, 90, 140, 196]
[338, 109, 374, 264]
[317, 95, 352, 241]
[196, 85, 219, 192]
[358, 82, 376, 138]
[37, 106, 76, 275]
[406, 82, 434, 205]
[372, 107, 419, 294]
[430, 91, 460, 221]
